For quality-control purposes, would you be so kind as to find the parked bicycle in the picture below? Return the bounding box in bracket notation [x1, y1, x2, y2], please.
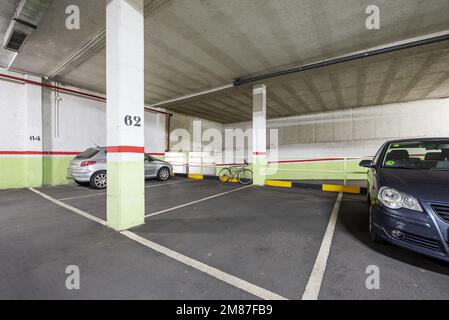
[218, 160, 253, 185]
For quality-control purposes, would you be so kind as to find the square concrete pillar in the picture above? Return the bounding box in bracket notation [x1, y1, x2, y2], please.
[106, 0, 145, 231]
[252, 84, 267, 186]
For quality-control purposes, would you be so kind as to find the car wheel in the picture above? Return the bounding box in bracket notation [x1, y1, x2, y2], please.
[157, 167, 170, 181]
[369, 204, 385, 244]
[90, 170, 107, 189]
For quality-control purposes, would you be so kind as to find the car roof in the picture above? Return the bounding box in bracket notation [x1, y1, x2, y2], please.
[385, 137, 449, 144]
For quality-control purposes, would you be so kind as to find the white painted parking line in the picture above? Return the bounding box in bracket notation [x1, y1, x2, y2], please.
[144, 178, 201, 188]
[57, 192, 106, 201]
[57, 179, 200, 201]
[145, 185, 252, 218]
[29, 187, 107, 226]
[301, 192, 343, 300]
[29, 186, 287, 300]
[121, 231, 287, 300]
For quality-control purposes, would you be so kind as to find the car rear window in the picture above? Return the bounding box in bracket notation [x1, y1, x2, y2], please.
[75, 148, 99, 160]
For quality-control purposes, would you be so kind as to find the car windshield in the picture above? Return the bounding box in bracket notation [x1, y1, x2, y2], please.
[382, 140, 449, 170]
[75, 148, 99, 160]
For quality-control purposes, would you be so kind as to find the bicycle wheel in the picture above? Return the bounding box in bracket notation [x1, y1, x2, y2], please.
[219, 167, 232, 182]
[238, 169, 253, 185]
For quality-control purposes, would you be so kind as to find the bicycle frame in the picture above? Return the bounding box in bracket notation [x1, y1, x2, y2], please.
[227, 165, 245, 179]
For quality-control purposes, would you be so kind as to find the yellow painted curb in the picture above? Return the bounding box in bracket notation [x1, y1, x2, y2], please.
[187, 174, 204, 180]
[265, 180, 292, 188]
[322, 184, 360, 194]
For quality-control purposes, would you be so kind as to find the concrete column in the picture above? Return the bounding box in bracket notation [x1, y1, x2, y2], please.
[252, 84, 267, 186]
[25, 75, 43, 187]
[106, 0, 145, 230]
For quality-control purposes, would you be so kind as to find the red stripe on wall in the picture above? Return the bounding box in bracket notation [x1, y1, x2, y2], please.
[0, 150, 164, 156]
[43, 151, 80, 155]
[0, 151, 79, 155]
[253, 152, 266, 155]
[268, 157, 355, 164]
[107, 146, 145, 154]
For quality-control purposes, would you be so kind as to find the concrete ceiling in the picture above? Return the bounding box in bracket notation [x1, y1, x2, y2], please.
[2, 0, 449, 123]
[0, 0, 20, 68]
[171, 41, 449, 123]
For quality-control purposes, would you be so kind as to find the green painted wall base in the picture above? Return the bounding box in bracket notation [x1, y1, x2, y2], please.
[0, 157, 44, 189]
[252, 155, 267, 186]
[0, 158, 29, 189]
[265, 159, 367, 181]
[0, 156, 74, 190]
[107, 160, 145, 231]
[42, 157, 73, 186]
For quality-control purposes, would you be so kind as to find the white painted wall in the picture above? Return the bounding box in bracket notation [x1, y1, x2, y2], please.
[0, 74, 27, 152]
[224, 98, 449, 161]
[0, 75, 168, 155]
[40, 87, 167, 154]
[42, 87, 107, 153]
[169, 111, 224, 151]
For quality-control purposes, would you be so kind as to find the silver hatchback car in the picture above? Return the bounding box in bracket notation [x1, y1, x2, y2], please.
[67, 147, 173, 189]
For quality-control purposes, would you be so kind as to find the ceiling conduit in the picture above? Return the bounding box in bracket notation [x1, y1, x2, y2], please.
[233, 32, 449, 86]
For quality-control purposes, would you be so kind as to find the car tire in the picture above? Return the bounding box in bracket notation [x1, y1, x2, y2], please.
[90, 170, 107, 189]
[157, 167, 170, 181]
[369, 204, 386, 244]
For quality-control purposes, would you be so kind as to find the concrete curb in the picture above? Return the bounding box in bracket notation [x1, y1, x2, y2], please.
[173, 174, 367, 195]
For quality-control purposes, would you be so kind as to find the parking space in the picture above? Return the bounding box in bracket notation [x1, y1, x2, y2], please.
[38, 177, 243, 221]
[4, 177, 448, 300]
[320, 194, 449, 300]
[0, 187, 256, 299]
[135, 185, 337, 299]
[3, 0, 449, 304]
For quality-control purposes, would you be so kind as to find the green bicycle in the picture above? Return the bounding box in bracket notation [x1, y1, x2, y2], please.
[218, 160, 253, 185]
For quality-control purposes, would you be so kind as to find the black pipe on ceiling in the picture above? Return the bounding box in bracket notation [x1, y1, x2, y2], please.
[233, 33, 449, 87]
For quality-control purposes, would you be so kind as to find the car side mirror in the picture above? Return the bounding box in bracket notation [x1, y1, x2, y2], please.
[359, 160, 375, 168]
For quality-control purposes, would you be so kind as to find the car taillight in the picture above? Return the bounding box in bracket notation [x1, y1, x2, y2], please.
[80, 161, 96, 167]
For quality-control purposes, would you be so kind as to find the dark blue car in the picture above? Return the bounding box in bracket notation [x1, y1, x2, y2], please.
[360, 138, 449, 262]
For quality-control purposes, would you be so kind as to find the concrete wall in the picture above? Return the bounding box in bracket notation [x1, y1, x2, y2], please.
[0, 70, 167, 189]
[223, 98, 449, 181]
[0, 72, 30, 189]
[169, 111, 224, 151]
